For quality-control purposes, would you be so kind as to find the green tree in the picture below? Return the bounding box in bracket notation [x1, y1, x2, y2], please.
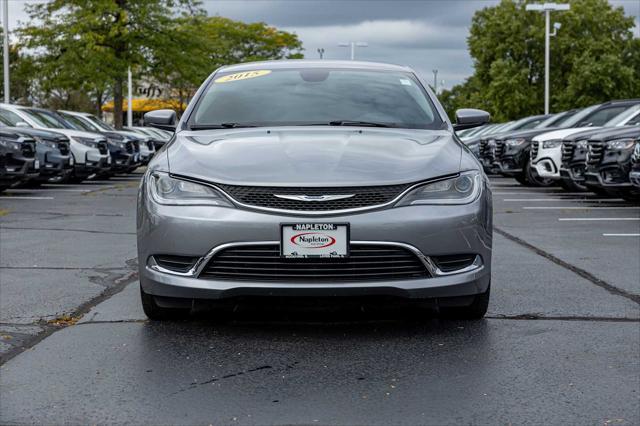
[19, 0, 201, 128]
[0, 29, 38, 104]
[150, 16, 304, 112]
[441, 0, 638, 121]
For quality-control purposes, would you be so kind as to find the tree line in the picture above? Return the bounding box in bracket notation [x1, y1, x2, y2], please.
[439, 0, 639, 121]
[1, 0, 303, 128]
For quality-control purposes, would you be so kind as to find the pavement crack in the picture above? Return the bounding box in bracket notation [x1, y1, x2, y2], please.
[494, 226, 640, 305]
[0, 226, 135, 235]
[173, 365, 274, 395]
[486, 314, 639, 322]
[0, 258, 139, 365]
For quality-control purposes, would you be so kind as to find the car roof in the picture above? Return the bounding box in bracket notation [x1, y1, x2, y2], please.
[219, 60, 414, 74]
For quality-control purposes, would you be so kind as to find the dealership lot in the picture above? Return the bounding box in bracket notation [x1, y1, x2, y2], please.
[0, 174, 639, 424]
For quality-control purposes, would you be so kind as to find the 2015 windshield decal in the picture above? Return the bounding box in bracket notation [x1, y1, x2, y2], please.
[214, 70, 272, 83]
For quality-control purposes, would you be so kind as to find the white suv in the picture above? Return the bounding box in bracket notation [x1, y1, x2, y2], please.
[531, 104, 640, 182]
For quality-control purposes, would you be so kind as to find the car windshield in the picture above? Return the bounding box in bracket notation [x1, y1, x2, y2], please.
[561, 104, 600, 127]
[190, 68, 444, 130]
[534, 112, 570, 129]
[85, 114, 115, 131]
[25, 109, 72, 129]
[0, 108, 27, 126]
[604, 105, 640, 127]
[60, 113, 100, 132]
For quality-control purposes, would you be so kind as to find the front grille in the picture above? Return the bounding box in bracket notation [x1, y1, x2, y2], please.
[200, 244, 430, 282]
[631, 143, 640, 165]
[97, 141, 108, 155]
[215, 183, 413, 211]
[57, 142, 69, 155]
[125, 141, 134, 153]
[587, 142, 604, 167]
[21, 142, 35, 158]
[561, 141, 575, 166]
[494, 140, 505, 158]
[431, 254, 476, 273]
[133, 141, 140, 153]
[531, 141, 539, 159]
[479, 140, 489, 157]
[155, 255, 198, 273]
[147, 141, 154, 150]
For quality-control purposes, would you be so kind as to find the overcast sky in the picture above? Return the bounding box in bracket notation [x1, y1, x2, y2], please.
[5, 0, 639, 90]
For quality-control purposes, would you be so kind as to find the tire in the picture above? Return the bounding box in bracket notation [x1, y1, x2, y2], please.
[140, 286, 190, 321]
[514, 174, 529, 186]
[439, 284, 490, 320]
[585, 184, 611, 197]
[559, 178, 588, 192]
[525, 162, 555, 187]
[620, 189, 640, 203]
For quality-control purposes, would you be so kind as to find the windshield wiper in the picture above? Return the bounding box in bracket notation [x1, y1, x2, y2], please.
[189, 123, 257, 130]
[328, 120, 395, 128]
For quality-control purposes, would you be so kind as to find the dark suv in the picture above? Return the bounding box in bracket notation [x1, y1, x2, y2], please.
[0, 128, 38, 191]
[629, 138, 640, 190]
[584, 126, 640, 200]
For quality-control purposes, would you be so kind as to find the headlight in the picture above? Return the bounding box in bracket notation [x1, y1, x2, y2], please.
[37, 139, 59, 149]
[542, 140, 562, 149]
[0, 139, 22, 151]
[396, 171, 481, 206]
[73, 137, 99, 148]
[505, 138, 526, 147]
[149, 172, 233, 207]
[576, 140, 588, 149]
[606, 138, 635, 150]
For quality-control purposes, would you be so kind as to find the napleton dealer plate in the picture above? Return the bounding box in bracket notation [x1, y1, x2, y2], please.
[281, 223, 349, 258]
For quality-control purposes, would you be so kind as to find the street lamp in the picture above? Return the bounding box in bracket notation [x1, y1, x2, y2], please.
[432, 69, 438, 94]
[525, 2, 570, 115]
[2, 0, 9, 103]
[338, 41, 368, 60]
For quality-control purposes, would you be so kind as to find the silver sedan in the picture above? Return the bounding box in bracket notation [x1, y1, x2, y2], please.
[137, 60, 493, 320]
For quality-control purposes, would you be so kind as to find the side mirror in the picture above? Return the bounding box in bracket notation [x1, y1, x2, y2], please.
[15, 121, 32, 128]
[144, 109, 177, 131]
[453, 109, 491, 131]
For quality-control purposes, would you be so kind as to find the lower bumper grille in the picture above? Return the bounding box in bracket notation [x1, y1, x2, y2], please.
[200, 244, 430, 282]
[431, 254, 476, 273]
[155, 255, 198, 273]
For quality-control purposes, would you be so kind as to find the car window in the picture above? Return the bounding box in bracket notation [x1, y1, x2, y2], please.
[60, 113, 98, 131]
[0, 108, 27, 126]
[582, 106, 629, 126]
[562, 104, 600, 127]
[191, 68, 443, 130]
[604, 105, 640, 127]
[25, 109, 71, 129]
[518, 118, 545, 130]
[86, 115, 115, 131]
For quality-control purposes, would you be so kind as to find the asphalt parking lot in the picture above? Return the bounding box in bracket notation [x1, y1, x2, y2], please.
[1, 174, 639, 425]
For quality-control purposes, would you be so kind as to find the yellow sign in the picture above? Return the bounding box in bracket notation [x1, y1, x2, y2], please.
[214, 70, 272, 83]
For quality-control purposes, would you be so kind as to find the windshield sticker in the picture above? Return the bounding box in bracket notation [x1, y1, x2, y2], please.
[215, 70, 272, 83]
[399, 79, 412, 86]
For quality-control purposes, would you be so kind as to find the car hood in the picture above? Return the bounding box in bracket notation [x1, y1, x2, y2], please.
[590, 126, 640, 142]
[167, 127, 461, 186]
[41, 128, 106, 141]
[533, 127, 597, 142]
[1, 126, 69, 142]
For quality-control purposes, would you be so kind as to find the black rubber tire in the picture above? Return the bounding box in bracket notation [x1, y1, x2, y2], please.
[620, 189, 640, 203]
[140, 286, 190, 321]
[514, 173, 529, 186]
[439, 284, 490, 320]
[559, 178, 588, 192]
[525, 162, 555, 187]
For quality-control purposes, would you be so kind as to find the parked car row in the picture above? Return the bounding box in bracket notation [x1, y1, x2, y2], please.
[459, 99, 640, 200]
[0, 104, 173, 191]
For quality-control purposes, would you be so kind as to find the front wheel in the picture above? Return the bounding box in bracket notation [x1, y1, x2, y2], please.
[140, 286, 191, 321]
[439, 284, 490, 320]
[526, 162, 555, 187]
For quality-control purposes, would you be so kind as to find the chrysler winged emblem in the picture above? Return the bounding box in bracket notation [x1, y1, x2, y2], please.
[273, 194, 355, 202]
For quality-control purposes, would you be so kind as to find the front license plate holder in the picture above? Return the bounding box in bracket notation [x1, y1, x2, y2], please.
[281, 223, 350, 259]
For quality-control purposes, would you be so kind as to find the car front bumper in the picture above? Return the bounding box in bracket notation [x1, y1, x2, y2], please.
[137, 178, 493, 301]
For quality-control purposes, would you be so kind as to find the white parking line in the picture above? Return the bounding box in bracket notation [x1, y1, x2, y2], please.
[493, 192, 588, 195]
[0, 196, 54, 200]
[5, 189, 90, 193]
[559, 218, 640, 221]
[504, 198, 625, 202]
[603, 233, 640, 237]
[523, 206, 640, 210]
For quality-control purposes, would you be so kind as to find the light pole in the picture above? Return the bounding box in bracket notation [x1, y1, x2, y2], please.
[432, 69, 438, 95]
[338, 41, 367, 60]
[127, 67, 133, 127]
[317, 48, 325, 59]
[2, 0, 9, 103]
[525, 2, 570, 114]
